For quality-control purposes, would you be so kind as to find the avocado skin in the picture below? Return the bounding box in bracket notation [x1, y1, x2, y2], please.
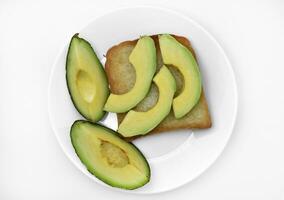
[66, 34, 109, 122]
[70, 120, 151, 190]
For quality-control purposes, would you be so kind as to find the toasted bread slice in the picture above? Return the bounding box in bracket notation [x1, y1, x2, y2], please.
[105, 35, 211, 140]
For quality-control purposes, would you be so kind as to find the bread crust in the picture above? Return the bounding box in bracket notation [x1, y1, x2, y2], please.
[105, 35, 211, 141]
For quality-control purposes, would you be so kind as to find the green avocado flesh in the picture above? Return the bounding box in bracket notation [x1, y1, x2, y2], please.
[66, 34, 109, 122]
[159, 34, 202, 119]
[70, 120, 150, 190]
[118, 66, 176, 137]
[104, 36, 156, 113]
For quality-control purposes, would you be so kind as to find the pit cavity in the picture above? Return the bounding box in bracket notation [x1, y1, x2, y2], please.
[100, 140, 129, 168]
[76, 70, 96, 103]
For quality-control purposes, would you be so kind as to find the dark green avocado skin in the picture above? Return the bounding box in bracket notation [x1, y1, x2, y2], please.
[70, 120, 151, 190]
[66, 34, 109, 122]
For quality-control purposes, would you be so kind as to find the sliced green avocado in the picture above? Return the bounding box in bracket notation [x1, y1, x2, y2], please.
[118, 66, 176, 137]
[159, 34, 202, 119]
[104, 36, 156, 113]
[70, 120, 150, 190]
[66, 34, 109, 122]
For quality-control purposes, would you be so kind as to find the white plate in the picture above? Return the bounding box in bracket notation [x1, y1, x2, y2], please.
[48, 6, 238, 194]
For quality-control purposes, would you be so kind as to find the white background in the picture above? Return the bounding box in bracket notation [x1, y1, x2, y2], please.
[0, 0, 283, 199]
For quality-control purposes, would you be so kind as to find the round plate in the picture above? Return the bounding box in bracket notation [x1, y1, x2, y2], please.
[48, 6, 238, 194]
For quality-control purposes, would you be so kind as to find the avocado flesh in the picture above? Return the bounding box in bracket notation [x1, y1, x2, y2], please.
[159, 34, 202, 119]
[66, 34, 109, 122]
[104, 36, 156, 113]
[118, 66, 176, 137]
[71, 120, 150, 190]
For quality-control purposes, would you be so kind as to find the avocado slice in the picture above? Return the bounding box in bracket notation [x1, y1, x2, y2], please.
[71, 120, 150, 190]
[159, 34, 202, 119]
[104, 36, 156, 113]
[118, 66, 176, 137]
[66, 34, 109, 122]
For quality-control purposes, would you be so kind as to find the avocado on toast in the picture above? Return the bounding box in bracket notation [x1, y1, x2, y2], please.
[105, 35, 211, 140]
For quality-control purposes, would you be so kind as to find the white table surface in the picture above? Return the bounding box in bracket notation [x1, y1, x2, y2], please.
[1, 0, 283, 199]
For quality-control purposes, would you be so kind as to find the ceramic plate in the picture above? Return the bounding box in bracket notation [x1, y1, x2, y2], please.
[48, 6, 238, 194]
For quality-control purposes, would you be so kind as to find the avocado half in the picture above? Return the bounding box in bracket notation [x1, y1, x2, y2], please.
[104, 36, 156, 113]
[66, 34, 109, 122]
[118, 66, 176, 137]
[159, 34, 202, 119]
[70, 120, 150, 190]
